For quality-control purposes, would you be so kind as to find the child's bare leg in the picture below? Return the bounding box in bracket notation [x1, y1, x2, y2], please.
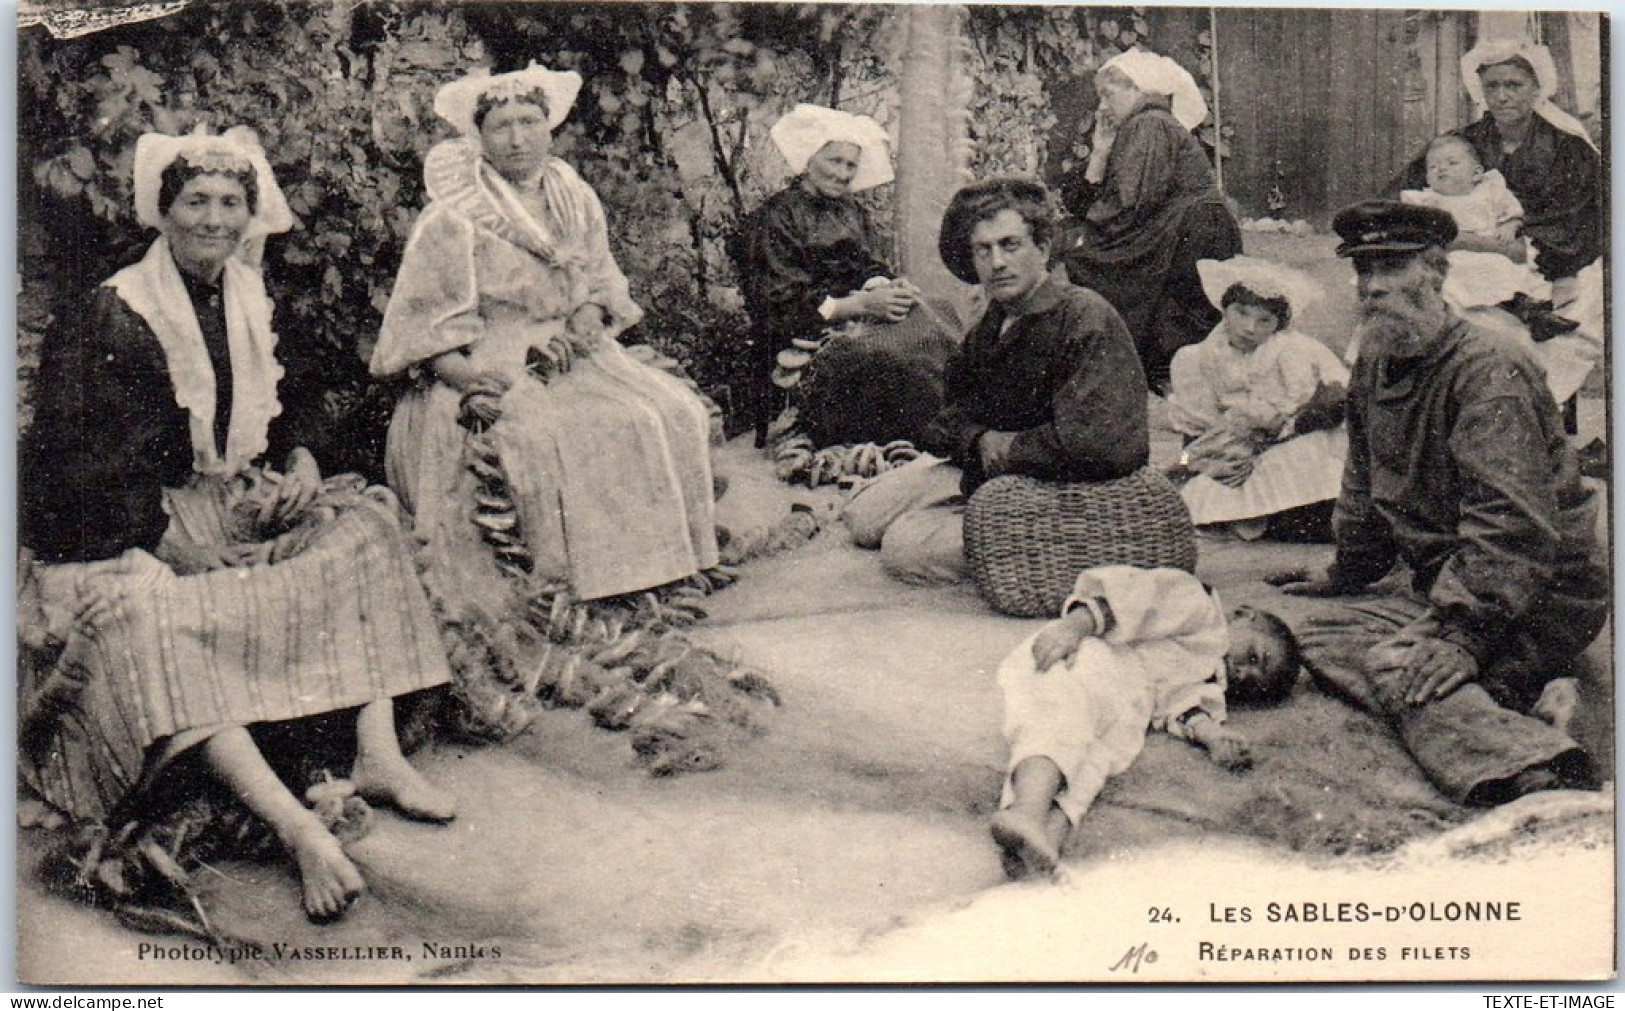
[991, 756, 1067, 877]
[202, 727, 364, 921]
[351, 699, 456, 823]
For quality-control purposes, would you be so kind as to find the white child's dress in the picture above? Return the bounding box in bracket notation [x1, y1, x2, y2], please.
[1400, 171, 1550, 309]
[1166, 328, 1349, 527]
[1395, 172, 1594, 403]
[997, 566, 1229, 827]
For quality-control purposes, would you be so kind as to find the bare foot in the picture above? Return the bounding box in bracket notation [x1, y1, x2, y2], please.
[991, 808, 1060, 879]
[351, 754, 457, 823]
[1533, 678, 1581, 736]
[287, 819, 365, 922]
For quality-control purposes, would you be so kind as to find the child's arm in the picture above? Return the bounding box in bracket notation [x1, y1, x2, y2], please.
[1165, 346, 1223, 437]
[1078, 567, 1226, 647]
[1463, 176, 1527, 262]
[1030, 596, 1112, 671]
[1448, 230, 1523, 260]
[1176, 710, 1254, 771]
[1218, 400, 1291, 441]
[1448, 220, 1527, 261]
[1494, 219, 1527, 263]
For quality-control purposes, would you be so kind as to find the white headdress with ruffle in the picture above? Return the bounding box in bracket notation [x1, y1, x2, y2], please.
[133, 124, 292, 262]
[434, 62, 583, 137]
[1101, 49, 1208, 132]
[769, 104, 894, 193]
[1197, 256, 1323, 316]
[1460, 40, 1597, 151]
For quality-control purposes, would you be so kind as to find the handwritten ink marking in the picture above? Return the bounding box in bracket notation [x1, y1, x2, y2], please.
[1110, 942, 1158, 973]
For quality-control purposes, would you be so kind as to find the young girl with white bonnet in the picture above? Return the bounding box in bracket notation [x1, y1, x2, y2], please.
[1165, 256, 1349, 540]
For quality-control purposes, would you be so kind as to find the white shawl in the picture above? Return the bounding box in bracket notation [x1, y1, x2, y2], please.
[107, 236, 283, 476]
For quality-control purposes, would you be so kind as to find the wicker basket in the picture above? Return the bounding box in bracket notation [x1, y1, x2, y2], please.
[963, 469, 1198, 617]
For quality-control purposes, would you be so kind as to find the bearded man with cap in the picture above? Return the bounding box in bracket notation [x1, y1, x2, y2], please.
[1271, 199, 1607, 806]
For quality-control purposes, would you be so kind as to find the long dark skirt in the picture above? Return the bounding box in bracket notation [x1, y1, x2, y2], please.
[1064, 197, 1241, 393]
[798, 299, 962, 449]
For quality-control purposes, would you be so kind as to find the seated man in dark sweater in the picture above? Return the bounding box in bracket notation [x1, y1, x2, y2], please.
[843, 177, 1150, 584]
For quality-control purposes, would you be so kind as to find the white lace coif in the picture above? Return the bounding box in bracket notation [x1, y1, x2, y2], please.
[1459, 39, 1596, 151]
[1099, 49, 1208, 132]
[132, 125, 293, 261]
[433, 62, 584, 137]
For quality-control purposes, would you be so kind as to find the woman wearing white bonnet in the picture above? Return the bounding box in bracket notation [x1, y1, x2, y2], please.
[769, 102, 896, 194]
[20, 125, 457, 922]
[1165, 256, 1350, 540]
[372, 63, 720, 608]
[1059, 48, 1241, 394]
[1388, 37, 1603, 406]
[739, 103, 954, 450]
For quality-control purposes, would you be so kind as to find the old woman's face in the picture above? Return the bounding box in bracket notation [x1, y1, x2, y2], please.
[1479, 62, 1540, 129]
[1094, 67, 1143, 124]
[802, 141, 862, 199]
[164, 173, 252, 280]
[480, 100, 553, 184]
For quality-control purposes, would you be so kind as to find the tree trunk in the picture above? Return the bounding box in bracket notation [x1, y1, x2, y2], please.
[894, 4, 972, 307]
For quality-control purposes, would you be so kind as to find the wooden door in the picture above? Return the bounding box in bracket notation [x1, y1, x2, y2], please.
[1213, 8, 1412, 223]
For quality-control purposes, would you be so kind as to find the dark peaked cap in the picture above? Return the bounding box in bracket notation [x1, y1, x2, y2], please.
[1332, 199, 1458, 258]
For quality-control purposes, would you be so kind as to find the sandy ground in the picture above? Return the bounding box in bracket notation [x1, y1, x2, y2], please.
[14, 233, 1614, 986]
[17, 428, 1612, 986]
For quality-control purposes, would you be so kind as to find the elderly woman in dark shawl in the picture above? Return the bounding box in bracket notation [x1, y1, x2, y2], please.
[1387, 38, 1604, 406]
[738, 104, 956, 450]
[1059, 49, 1242, 393]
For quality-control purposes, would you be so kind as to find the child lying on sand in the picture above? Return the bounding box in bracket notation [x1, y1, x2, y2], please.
[991, 565, 1303, 878]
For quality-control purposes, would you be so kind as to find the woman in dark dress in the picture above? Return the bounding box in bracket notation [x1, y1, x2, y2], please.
[1059, 49, 1242, 393]
[1387, 39, 1603, 404]
[739, 104, 954, 449]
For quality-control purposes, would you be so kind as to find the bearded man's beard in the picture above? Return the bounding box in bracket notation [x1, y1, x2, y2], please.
[1356, 285, 1437, 357]
[1356, 308, 1424, 357]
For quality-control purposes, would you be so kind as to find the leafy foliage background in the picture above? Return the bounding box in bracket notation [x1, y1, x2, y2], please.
[19, 2, 1213, 477]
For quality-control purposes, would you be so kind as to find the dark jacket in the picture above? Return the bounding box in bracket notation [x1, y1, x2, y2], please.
[922, 275, 1149, 493]
[1330, 316, 1606, 663]
[737, 183, 892, 351]
[22, 283, 313, 563]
